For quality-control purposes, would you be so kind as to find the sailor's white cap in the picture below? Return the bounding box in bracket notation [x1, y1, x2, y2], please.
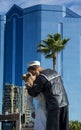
[28, 61, 40, 68]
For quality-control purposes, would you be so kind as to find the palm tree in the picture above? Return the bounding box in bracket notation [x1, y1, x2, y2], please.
[37, 33, 70, 70]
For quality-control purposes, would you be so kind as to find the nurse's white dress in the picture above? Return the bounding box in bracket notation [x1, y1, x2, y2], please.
[27, 93, 47, 130]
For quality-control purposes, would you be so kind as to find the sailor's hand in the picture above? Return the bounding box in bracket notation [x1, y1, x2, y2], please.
[26, 73, 36, 87]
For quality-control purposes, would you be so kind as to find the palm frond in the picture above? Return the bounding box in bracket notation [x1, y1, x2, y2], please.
[63, 38, 70, 45]
[37, 33, 70, 59]
[48, 34, 54, 39]
[54, 33, 61, 41]
[45, 54, 53, 58]
[37, 44, 46, 47]
[37, 46, 50, 54]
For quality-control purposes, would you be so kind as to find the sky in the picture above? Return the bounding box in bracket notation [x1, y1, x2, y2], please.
[0, 0, 81, 16]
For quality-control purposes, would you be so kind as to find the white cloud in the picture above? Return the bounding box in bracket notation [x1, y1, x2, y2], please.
[0, 0, 11, 14]
[69, 5, 81, 15]
[0, 0, 26, 14]
[18, 0, 81, 16]
[20, 0, 81, 15]
[0, 0, 81, 16]
[21, 0, 80, 6]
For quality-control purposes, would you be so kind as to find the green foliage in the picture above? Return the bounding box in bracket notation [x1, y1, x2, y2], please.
[69, 120, 81, 130]
[37, 33, 70, 70]
[37, 33, 70, 58]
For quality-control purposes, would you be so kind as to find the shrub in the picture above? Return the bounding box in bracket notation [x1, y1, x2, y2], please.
[69, 120, 81, 130]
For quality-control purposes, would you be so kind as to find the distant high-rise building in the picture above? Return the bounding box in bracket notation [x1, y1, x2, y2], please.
[2, 83, 31, 123]
[0, 15, 5, 115]
[1, 4, 81, 121]
[2, 83, 22, 113]
[23, 86, 32, 123]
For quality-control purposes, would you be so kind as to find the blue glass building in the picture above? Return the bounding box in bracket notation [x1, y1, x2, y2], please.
[2, 4, 81, 121]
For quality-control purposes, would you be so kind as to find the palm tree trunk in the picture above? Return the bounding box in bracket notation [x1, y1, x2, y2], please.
[53, 53, 56, 70]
